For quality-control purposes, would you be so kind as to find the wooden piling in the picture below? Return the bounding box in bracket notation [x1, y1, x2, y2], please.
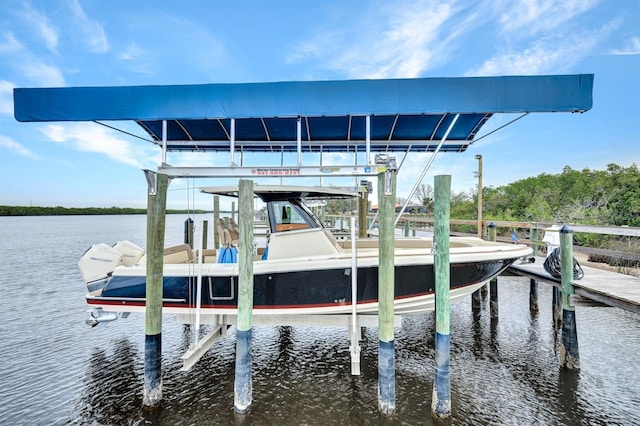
[559, 225, 580, 369]
[184, 217, 194, 248]
[202, 220, 208, 250]
[234, 179, 255, 413]
[377, 169, 396, 415]
[213, 196, 220, 248]
[488, 222, 498, 319]
[529, 228, 539, 313]
[143, 171, 168, 406]
[359, 188, 368, 239]
[432, 175, 451, 420]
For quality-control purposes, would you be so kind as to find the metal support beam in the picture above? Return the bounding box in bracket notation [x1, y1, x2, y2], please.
[297, 117, 302, 166]
[161, 120, 167, 165]
[158, 164, 386, 178]
[365, 115, 371, 165]
[180, 325, 227, 371]
[395, 114, 460, 226]
[230, 118, 236, 166]
[349, 217, 361, 375]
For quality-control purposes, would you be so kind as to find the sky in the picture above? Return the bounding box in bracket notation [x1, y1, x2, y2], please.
[1, 0, 639, 211]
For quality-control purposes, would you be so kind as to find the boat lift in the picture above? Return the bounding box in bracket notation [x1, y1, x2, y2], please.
[14, 74, 594, 414]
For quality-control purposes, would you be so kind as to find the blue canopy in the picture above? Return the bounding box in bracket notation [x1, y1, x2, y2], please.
[14, 74, 593, 153]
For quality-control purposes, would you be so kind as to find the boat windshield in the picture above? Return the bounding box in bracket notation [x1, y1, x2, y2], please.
[268, 199, 322, 233]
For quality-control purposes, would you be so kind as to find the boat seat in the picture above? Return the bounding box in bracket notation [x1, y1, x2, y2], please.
[217, 218, 238, 247]
[163, 244, 194, 264]
[229, 218, 241, 245]
[266, 228, 343, 260]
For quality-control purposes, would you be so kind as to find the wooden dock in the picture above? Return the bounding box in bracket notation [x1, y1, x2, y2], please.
[508, 257, 640, 315]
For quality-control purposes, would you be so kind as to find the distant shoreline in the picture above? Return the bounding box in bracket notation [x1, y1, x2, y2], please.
[0, 206, 210, 216]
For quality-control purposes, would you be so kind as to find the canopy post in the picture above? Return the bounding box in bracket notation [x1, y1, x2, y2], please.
[230, 118, 236, 166]
[143, 170, 168, 406]
[234, 179, 255, 414]
[559, 225, 580, 369]
[161, 120, 167, 165]
[432, 174, 452, 420]
[297, 117, 302, 166]
[377, 158, 396, 416]
[365, 115, 371, 165]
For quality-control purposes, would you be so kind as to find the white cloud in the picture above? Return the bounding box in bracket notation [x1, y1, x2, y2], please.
[610, 36, 640, 55]
[40, 123, 159, 168]
[19, 62, 66, 87]
[287, 0, 468, 79]
[496, 0, 600, 36]
[0, 30, 65, 87]
[0, 135, 42, 160]
[68, 0, 110, 53]
[466, 25, 608, 76]
[20, 2, 59, 52]
[0, 32, 23, 53]
[120, 43, 144, 61]
[0, 80, 15, 116]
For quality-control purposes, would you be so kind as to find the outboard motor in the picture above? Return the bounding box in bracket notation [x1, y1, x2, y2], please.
[78, 243, 124, 285]
[542, 225, 561, 258]
[78, 241, 144, 287]
[85, 308, 119, 327]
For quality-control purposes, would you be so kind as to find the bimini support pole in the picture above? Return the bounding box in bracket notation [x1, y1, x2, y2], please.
[234, 179, 255, 414]
[230, 118, 236, 166]
[142, 169, 168, 406]
[432, 174, 452, 420]
[377, 156, 396, 415]
[395, 114, 460, 226]
[559, 225, 580, 369]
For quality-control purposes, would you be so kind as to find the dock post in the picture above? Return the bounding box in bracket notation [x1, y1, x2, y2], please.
[202, 220, 208, 250]
[234, 179, 255, 413]
[559, 225, 580, 369]
[377, 165, 396, 415]
[358, 184, 368, 238]
[529, 227, 539, 313]
[231, 201, 236, 223]
[213, 196, 220, 248]
[184, 217, 194, 248]
[552, 286, 562, 329]
[488, 222, 498, 319]
[432, 174, 451, 420]
[143, 170, 168, 406]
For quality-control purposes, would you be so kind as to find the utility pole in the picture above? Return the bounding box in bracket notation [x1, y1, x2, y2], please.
[475, 154, 483, 238]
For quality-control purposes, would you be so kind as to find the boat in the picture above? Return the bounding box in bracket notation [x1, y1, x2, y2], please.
[79, 185, 532, 324]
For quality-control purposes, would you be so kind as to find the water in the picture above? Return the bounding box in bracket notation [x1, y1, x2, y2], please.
[1, 215, 639, 425]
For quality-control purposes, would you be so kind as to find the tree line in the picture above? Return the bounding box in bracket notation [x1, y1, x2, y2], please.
[0, 206, 208, 216]
[444, 163, 640, 227]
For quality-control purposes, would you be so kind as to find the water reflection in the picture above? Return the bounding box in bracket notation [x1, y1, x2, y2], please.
[77, 338, 143, 425]
[64, 279, 640, 425]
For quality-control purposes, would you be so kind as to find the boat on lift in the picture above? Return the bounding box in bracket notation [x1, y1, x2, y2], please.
[79, 185, 531, 323]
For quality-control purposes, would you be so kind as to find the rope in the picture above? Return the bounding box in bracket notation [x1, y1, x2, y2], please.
[543, 248, 584, 280]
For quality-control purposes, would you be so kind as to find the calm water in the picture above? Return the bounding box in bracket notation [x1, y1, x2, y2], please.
[1, 215, 639, 425]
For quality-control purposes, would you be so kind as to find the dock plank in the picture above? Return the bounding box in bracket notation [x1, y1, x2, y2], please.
[508, 256, 640, 314]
